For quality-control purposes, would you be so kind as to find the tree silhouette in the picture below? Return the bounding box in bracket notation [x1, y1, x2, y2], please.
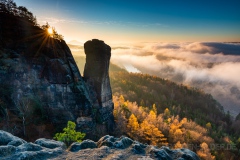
[0, 0, 60, 33]
[0, 0, 8, 12]
[0, 0, 36, 24]
[41, 22, 50, 31]
[6, 0, 16, 14]
[40, 23, 64, 41]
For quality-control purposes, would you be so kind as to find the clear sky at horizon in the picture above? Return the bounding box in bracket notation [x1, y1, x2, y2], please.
[15, 0, 240, 44]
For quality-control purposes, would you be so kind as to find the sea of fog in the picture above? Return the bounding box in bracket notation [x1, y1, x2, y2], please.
[69, 42, 240, 117]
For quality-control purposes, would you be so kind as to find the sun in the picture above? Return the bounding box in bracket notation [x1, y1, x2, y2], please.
[47, 27, 53, 35]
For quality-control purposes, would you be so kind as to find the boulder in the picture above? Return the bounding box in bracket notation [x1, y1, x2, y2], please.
[113, 136, 133, 149]
[0, 145, 16, 158]
[0, 130, 26, 146]
[149, 146, 200, 160]
[150, 147, 173, 159]
[7, 140, 24, 147]
[16, 142, 43, 152]
[68, 139, 97, 152]
[0, 130, 65, 160]
[97, 135, 134, 149]
[4, 147, 64, 160]
[132, 142, 146, 154]
[97, 135, 116, 148]
[35, 138, 66, 149]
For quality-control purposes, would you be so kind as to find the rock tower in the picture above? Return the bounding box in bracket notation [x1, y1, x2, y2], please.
[84, 39, 114, 127]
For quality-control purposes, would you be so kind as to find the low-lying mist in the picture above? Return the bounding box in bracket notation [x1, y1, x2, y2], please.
[68, 42, 240, 117]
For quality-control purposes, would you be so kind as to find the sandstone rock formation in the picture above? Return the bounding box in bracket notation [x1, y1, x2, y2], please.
[84, 39, 114, 129]
[0, 130, 200, 160]
[0, 12, 113, 139]
[0, 130, 66, 160]
[61, 135, 201, 160]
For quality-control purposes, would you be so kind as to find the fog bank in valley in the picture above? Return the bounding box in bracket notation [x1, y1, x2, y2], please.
[111, 42, 240, 117]
[68, 41, 240, 117]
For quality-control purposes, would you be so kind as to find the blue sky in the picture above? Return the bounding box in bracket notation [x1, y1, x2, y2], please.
[15, 0, 240, 43]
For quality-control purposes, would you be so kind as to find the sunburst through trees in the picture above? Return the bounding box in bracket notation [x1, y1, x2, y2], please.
[0, 0, 64, 58]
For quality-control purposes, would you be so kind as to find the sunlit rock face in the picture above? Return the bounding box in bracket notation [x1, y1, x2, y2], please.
[84, 39, 114, 130]
[0, 13, 114, 138]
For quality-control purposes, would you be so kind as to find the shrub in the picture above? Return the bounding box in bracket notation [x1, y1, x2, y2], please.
[54, 121, 85, 146]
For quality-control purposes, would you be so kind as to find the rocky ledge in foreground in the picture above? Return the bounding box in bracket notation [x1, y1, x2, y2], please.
[0, 130, 200, 160]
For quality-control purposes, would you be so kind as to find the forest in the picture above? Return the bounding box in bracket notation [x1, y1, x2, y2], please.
[73, 55, 240, 159]
[109, 65, 240, 159]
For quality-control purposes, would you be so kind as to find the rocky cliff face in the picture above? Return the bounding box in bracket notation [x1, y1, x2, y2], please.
[0, 13, 113, 139]
[0, 130, 200, 160]
[84, 39, 114, 128]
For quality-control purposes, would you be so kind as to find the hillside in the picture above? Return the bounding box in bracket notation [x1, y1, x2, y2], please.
[109, 67, 240, 159]
[72, 54, 239, 137]
[73, 56, 229, 130]
[110, 72, 227, 127]
[71, 55, 240, 159]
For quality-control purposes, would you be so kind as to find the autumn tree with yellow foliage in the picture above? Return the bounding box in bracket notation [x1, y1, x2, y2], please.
[108, 67, 239, 159]
[127, 114, 139, 140]
[197, 142, 215, 160]
[139, 119, 167, 146]
[113, 95, 216, 158]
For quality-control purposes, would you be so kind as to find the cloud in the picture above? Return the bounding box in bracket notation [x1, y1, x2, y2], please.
[111, 42, 240, 117]
[37, 17, 167, 29]
[201, 42, 240, 55]
[37, 17, 89, 25]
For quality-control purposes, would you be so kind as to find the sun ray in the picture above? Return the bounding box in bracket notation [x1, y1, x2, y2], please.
[14, 20, 62, 58]
[35, 34, 50, 57]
